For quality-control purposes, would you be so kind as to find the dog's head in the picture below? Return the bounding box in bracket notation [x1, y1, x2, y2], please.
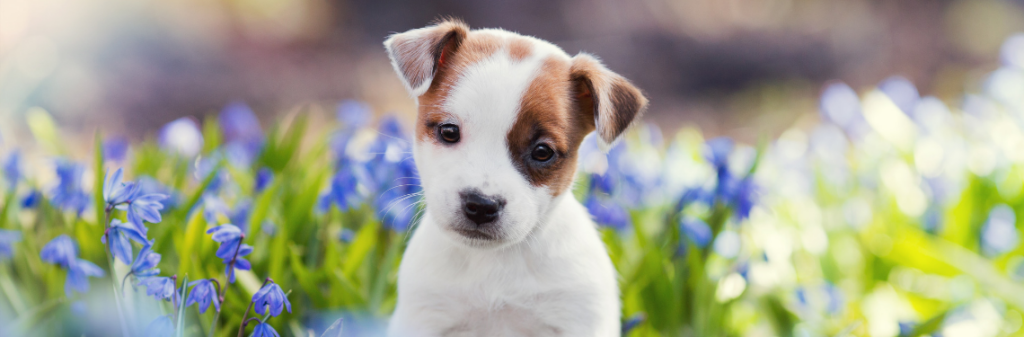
[384, 19, 647, 248]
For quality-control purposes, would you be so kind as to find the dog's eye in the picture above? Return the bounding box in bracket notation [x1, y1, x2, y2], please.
[438, 124, 460, 143]
[531, 144, 555, 162]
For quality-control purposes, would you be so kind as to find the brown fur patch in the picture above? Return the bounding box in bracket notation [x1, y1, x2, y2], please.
[506, 56, 594, 196]
[387, 20, 469, 93]
[415, 29, 540, 143]
[568, 54, 648, 144]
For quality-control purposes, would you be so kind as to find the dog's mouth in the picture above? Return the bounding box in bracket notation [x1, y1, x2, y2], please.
[454, 228, 495, 240]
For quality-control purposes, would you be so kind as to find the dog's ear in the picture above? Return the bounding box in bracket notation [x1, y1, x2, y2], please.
[569, 53, 648, 149]
[384, 19, 470, 97]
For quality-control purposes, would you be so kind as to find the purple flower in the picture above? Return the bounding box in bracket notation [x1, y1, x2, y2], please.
[50, 160, 90, 214]
[680, 217, 711, 248]
[319, 163, 369, 213]
[982, 204, 1019, 256]
[101, 219, 149, 264]
[159, 117, 203, 157]
[21, 189, 41, 208]
[819, 82, 863, 129]
[877, 76, 920, 114]
[223, 244, 252, 283]
[65, 258, 105, 296]
[206, 224, 251, 282]
[3, 151, 20, 189]
[338, 229, 355, 243]
[255, 168, 274, 193]
[337, 100, 371, 129]
[130, 245, 161, 277]
[0, 229, 21, 259]
[219, 102, 263, 147]
[584, 194, 631, 230]
[103, 168, 139, 206]
[186, 279, 220, 313]
[207, 224, 243, 258]
[621, 313, 645, 335]
[229, 200, 253, 233]
[139, 276, 177, 302]
[251, 321, 281, 337]
[120, 192, 168, 235]
[252, 282, 291, 317]
[1001, 33, 1024, 69]
[103, 136, 130, 162]
[726, 177, 758, 220]
[145, 315, 174, 337]
[40, 234, 77, 267]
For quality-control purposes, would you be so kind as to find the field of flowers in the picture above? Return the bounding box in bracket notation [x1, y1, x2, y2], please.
[1, 34, 1023, 337]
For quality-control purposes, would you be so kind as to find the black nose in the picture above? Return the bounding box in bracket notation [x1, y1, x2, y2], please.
[461, 191, 504, 225]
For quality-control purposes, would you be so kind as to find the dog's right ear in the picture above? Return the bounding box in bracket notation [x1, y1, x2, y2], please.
[384, 20, 470, 97]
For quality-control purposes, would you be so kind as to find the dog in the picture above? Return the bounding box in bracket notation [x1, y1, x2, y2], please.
[383, 19, 648, 336]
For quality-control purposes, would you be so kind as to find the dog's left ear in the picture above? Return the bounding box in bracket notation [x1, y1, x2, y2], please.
[384, 20, 470, 97]
[570, 53, 648, 149]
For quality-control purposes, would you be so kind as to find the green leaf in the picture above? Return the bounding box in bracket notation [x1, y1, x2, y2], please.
[910, 309, 948, 337]
[93, 131, 105, 227]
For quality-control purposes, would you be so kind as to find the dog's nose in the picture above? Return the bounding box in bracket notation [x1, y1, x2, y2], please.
[461, 191, 504, 225]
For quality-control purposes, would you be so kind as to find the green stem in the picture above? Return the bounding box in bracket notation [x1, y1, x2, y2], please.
[103, 209, 133, 337]
[0, 262, 26, 315]
[237, 278, 271, 337]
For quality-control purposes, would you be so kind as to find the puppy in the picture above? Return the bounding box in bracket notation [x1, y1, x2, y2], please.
[384, 19, 647, 336]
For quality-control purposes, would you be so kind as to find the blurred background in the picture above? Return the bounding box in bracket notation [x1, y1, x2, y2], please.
[2, 0, 1024, 142]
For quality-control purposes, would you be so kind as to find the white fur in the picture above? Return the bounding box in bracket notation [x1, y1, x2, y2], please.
[387, 28, 621, 336]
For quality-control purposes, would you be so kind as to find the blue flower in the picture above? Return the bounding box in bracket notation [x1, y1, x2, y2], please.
[3, 151, 20, 189]
[136, 176, 178, 209]
[65, 258, 105, 296]
[206, 224, 252, 282]
[223, 244, 252, 283]
[584, 194, 630, 230]
[337, 100, 371, 129]
[139, 276, 177, 302]
[219, 102, 263, 147]
[251, 321, 281, 337]
[186, 279, 220, 313]
[101, 219, 149, 264]
[203, 194, 231, 225]
[103, 136, 130, 162]
[0, 229, 22, 259]
[1002, 33, 1024, 69]
[51, 160, 90, 214]
[255, 168, 274, 193]
[819, 82, 865, 130]
[319, 164, 369, 213]
[207, 224, 243, 258]
[159, 117, 204, 157]
[680, 217, 711, 248]
[130, 245, 161, 277]
[982, 204, 1019, 256]
[103, 168, 139, 206]
[252, 282, 291, 317]
[877, 76, 919, 114]
[145, 315, 174, 337]
[725, 177, 758, 220]
[40, 234, 78, 267]
[120, 192, 168, 235]
[230, 200, 252, 233]
[21, 189, 41, 209]
[621, 313, 645, 335]
[338, 229, 355, 243]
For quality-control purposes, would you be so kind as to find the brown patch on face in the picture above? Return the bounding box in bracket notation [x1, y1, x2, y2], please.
[416, 32, 541, 144]
[506, 56, 595, 196]
[508, 38, 533, 62]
